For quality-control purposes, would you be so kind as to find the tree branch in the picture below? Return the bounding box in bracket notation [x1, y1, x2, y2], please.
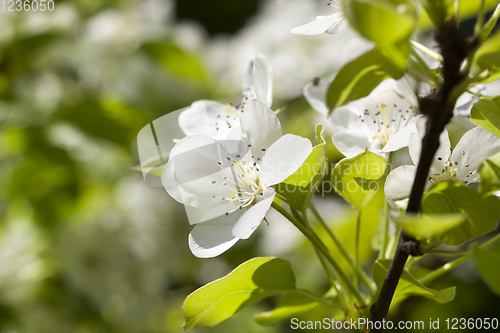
[369, 19, 475, 332]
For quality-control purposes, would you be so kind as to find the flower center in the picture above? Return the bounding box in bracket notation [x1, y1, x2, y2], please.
[213, 155, 265, 215]
[361, 102, 413, 147]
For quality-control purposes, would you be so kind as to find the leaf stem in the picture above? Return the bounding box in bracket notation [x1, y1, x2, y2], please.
[474, 0, 487, 38]
[379, 152, 394, 260]
[354, 209, 361, 289]
[410, 40, 443, 62]
[454, 0, 461, 24]
[300, 208, 350, 310]
[481, 2, 500, 44]
[419, 232, 500, 284]
[310, 203, 377, 295]
[272, 201, 367, 308]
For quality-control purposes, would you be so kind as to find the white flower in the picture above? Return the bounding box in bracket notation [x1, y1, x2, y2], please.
[291, 1, 347, 35]
[178, 54, 273, 142]
[305, 78, 418, 158]
[162, 100, 313, 258]
[385, 117, 500, 207]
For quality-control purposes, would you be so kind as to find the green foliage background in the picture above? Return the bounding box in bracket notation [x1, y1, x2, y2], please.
[0, 0, 499, 332]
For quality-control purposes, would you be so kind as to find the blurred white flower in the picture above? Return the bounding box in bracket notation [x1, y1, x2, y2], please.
[162, 100, 312, 258]
[178, 54, 272, 141]
[0, 218, 47, 305]
[291, 0, 347, 35]
[385, 117, 500, 207]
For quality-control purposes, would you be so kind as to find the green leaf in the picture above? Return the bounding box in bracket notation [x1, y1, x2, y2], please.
[475, 29, 500, 73]
[393, 213, 466, 240]
[422, 180, 500, 246]
[253, 292, 322, 326]
[373, 260, 456, 307]
[479, 152, 500, 195]
[327, 48, 405, 112]
[472, 242, 500, 296]
[142, 43, 205, 80]
[342, 0, 417, 69]
[332, 150, 386, 210]
[471, 96, 500, 139]
[276, 124, 326, 211]
[183, 257, 298, 330]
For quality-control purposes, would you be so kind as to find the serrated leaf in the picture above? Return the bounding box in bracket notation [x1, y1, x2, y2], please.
[183, 257, 299, 330]
[276, 124, 326, 211]
[373, 260, 456, 307]
[327, 48, 405, 112]
[332, 150, 387, 210]
[471, 96, 500, 140]
[472, 242, 500, 296]
[422, 180, 500, 246]
[393, 213, 466, 240]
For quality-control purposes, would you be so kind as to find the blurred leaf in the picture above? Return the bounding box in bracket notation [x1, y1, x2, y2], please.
[276, 124, 326, 211]
[471, 96, 500, 139]
[57, 99, 136, 147]
[183, 257, 318, 330]
[142, 43, 205, 80]
[417, 0, 449, 28]
[479, 152, 500, 195]
[422, 180, 500, 246]
[342, 0, 417, 69]
[332, 150, 386, 210]
[373, 260, 456, 307]
[253, 291, 325, 326]
[393, 213, 466, 240]
[472, 242, 500, 296]
[418, 0, 499, 30]
[327, 48, 405, 112]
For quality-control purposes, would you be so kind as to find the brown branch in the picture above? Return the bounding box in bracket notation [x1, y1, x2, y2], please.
[369, 19, 476, 332]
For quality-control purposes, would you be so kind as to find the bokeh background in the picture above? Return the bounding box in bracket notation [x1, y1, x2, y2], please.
[0, 0, 499, 332]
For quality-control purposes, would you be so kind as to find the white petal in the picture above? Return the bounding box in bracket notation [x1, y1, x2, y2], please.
[260, 134, 313, 188]
[231, 189, 275, 239]
[331, 106, 365, 132]
[408, 116, 451, 173]
[166, 135, 247, 208]
[178, 100, 242, 141]
[241, 100, 282, 161]
[454, 85, 484, 116]
[290, 13, 343, 35]
[382, 119, 417, 153]
[242, 54, 273, 107]
[303, 80, 331, 115]
[451, 126, 500, 183]
[385, 165, 416, 209]
[332, 131, 379, 158]
[188, 214, 241, 258]
[162, 135, 226, 206]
